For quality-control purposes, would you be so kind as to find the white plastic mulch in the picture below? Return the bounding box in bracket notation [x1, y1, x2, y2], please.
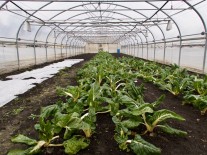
[0, 59, 83, 107]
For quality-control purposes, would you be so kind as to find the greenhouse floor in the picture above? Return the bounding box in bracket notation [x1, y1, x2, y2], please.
[0, 53, 207, 155]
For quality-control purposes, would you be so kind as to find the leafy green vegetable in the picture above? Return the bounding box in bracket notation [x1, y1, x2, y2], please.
[11, 134, 37, 145]
[8, 147, 40, 155]
[129, 135, 161, 155]
[157, 124, 187, 136]
[63, 136, 90, 155]
[10, 52, 188, 155]
[149, 109, 185, 126]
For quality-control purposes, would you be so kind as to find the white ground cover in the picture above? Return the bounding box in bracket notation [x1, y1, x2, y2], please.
[0, 59, 83, 107]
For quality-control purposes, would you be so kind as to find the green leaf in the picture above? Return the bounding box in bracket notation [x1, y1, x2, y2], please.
[114, 133, 129, 151]
[112, 115, 121, 124]
[36, 117, 56, 141]
[157, 124, 187, 137]
[152, 95, 165, 108]
[120, 95, 144, 109]
[132, 104, 154, 116]
[149, 109, 185, 126]
[183, 94, 199, 104]
[55, 112, 82, 129]
[8, 149, 28, 155]
[108, 100, 120, 116]
[118, 108, 134, 118]
[8, 147, 40, 155]
[80, 122, 92, 138]
[126, 83, 144, 100]
[64, 127, 74, 139]
[114, 133, 128, 144]
[121, 118, 142, 129]
[40, 104, 58, 118]
[129, 135, 161, 155]
[11, 134, 37, 146]
[63, 135, 90, 155]
[119, 95, 139, 106]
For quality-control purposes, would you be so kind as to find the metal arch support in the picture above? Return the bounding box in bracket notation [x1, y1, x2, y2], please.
[125, 38, 133, 55]
[136, 34, 144, 58]
[6, 0, 196, 68]
[43, 2, 158, 50]
[54, 15, 130, 46]
[150, 25, 166, 62]
[13, 1, 164, 63]
[121, 39, 128, 54]
[131, 35, 138, 57]
[35, 2, 162, 58]
[110, 2, 166, 60]
[99, 2, 163, 44]
[73, 38, 80, 56]
[65, 36, 71, 57]
[184, 1, 207, 73]
[74, 39, 80, 55]
[98, 2, 163, 58]
[130, 36, 135, 57]
[33, 25, 52, 64]
[147, 2, 182, 66]
[66, 36, 78, 57]
[15, 2, 52, 69]
[134, 35, 140, 57]
[43, 3, 98, 55]
[123, 32, 144, 58]
[41, 3, 95, 60]
[51, 9, 151, 45]
[60, 34, 68, 58]
[69, 36, 79, 56]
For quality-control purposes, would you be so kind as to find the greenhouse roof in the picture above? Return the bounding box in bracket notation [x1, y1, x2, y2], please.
[0, 0, 207, 72]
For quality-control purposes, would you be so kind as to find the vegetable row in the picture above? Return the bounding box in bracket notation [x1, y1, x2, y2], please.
[120, 57, 207, 115]
[9, 52, 187, 155]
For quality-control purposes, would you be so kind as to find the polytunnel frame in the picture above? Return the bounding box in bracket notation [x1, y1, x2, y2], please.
[43, 2, 152, 49]
[37, 2, 162, 59]
[0, 0, 206, 73]
[60, 15, 132, 53]
[32, 1, 177, 65]
[27, 1, 159, 59]
[59, 10, 151, 45]
[7, 1, 168, 66]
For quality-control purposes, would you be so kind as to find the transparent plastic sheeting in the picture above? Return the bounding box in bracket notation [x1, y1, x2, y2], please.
[122, 45, 206, 73]
[0, 59, 83, 107]
[0, 0, 207, 73]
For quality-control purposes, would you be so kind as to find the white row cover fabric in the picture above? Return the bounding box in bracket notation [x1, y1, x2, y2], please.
[0, 59, 83, 107]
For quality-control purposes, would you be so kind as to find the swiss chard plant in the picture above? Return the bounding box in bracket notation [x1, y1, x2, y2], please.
[9, 52, 188, 155]
[112, 82, 186, 155]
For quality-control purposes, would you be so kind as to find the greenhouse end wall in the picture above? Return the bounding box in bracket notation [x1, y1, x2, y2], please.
[85, 44, 118, 53]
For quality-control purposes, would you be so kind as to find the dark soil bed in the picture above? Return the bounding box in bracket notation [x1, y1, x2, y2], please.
[0, 53, 207, 155]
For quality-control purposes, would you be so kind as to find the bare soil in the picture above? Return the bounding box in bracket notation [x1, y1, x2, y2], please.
[0, 53, 207, 155]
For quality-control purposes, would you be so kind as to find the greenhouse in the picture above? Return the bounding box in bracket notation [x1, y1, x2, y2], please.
[0, 0, 207, 155]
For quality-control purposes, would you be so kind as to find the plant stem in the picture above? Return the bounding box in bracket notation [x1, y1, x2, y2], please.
[51, 135, 60, 141]
[81, 112, 89, 120]
[83, 108, 89, 112]
[142, 113, 153, 133]
[48, 144, 64, 147]
[96, 109, 111, 114]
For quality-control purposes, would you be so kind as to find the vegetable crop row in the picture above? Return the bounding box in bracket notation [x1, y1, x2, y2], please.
[9, 52, 187, 155]
[120, 56, 207, 115]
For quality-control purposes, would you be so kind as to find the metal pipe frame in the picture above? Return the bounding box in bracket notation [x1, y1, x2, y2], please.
[0, 0, 206, 72]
